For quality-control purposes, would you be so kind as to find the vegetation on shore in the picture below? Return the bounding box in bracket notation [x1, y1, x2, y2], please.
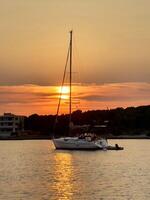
[24, 105, 150, 138]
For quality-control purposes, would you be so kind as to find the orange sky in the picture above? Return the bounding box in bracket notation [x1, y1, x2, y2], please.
[0, 0, 150, 115]
[0, 0, 150, 85]
[0, 82, 150, 115]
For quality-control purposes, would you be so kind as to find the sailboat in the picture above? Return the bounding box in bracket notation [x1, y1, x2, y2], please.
[52, 31, 108, 150]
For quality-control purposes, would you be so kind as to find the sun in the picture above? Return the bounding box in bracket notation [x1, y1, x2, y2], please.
[58, 86, 70, 100]
[59, 86, 70, 94]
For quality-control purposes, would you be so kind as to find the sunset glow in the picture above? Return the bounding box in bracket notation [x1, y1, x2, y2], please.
[0, 1, 150, 199]
[0, 82, 150, 115]
[58, 86, 70, 94]
[61, 95, 69, 100]
[57, 86, 70, 100]
[0, 0, 150, 86]
[0, 0, 150, 116]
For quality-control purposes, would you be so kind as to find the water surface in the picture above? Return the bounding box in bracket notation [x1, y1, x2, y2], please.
[0, 140, 150, 200]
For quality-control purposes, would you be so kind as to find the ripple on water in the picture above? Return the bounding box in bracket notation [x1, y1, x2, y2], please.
[0, 140, 150, 200]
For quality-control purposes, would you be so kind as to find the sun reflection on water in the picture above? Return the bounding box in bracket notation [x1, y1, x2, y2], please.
[52, 152, 74, 200]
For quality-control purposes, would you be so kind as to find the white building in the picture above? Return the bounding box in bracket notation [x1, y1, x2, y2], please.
[0, 113, 25, 137]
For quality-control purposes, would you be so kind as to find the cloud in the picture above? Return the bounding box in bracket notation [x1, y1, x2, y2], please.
[0, 85, 59, 104]
[77, 82, 150, 102]
[0, 82, 150, 115]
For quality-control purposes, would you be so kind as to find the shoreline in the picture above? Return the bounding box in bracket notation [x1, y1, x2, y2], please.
[0, 135, 150, 140]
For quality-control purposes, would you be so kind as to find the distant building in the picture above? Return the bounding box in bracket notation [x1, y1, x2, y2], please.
[0, 113, 25, 137]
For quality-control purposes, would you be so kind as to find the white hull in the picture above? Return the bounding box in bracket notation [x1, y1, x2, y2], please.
[53, 137, 107, 150]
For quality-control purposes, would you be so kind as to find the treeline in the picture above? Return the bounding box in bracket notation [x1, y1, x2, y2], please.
[24, 105, 150, 137]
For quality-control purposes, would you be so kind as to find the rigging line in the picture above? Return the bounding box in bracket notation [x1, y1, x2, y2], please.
[69, 30, 72, 124]
[53, 43, 70, 136]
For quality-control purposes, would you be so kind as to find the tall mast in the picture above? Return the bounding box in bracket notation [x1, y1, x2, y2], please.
[69, 30, 73, 124]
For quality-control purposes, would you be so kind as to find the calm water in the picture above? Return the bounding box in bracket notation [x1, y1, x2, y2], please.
[0, 140, 150, 200]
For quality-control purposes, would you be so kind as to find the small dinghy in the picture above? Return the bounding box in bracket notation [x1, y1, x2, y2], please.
[107, 144, 124, 150]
